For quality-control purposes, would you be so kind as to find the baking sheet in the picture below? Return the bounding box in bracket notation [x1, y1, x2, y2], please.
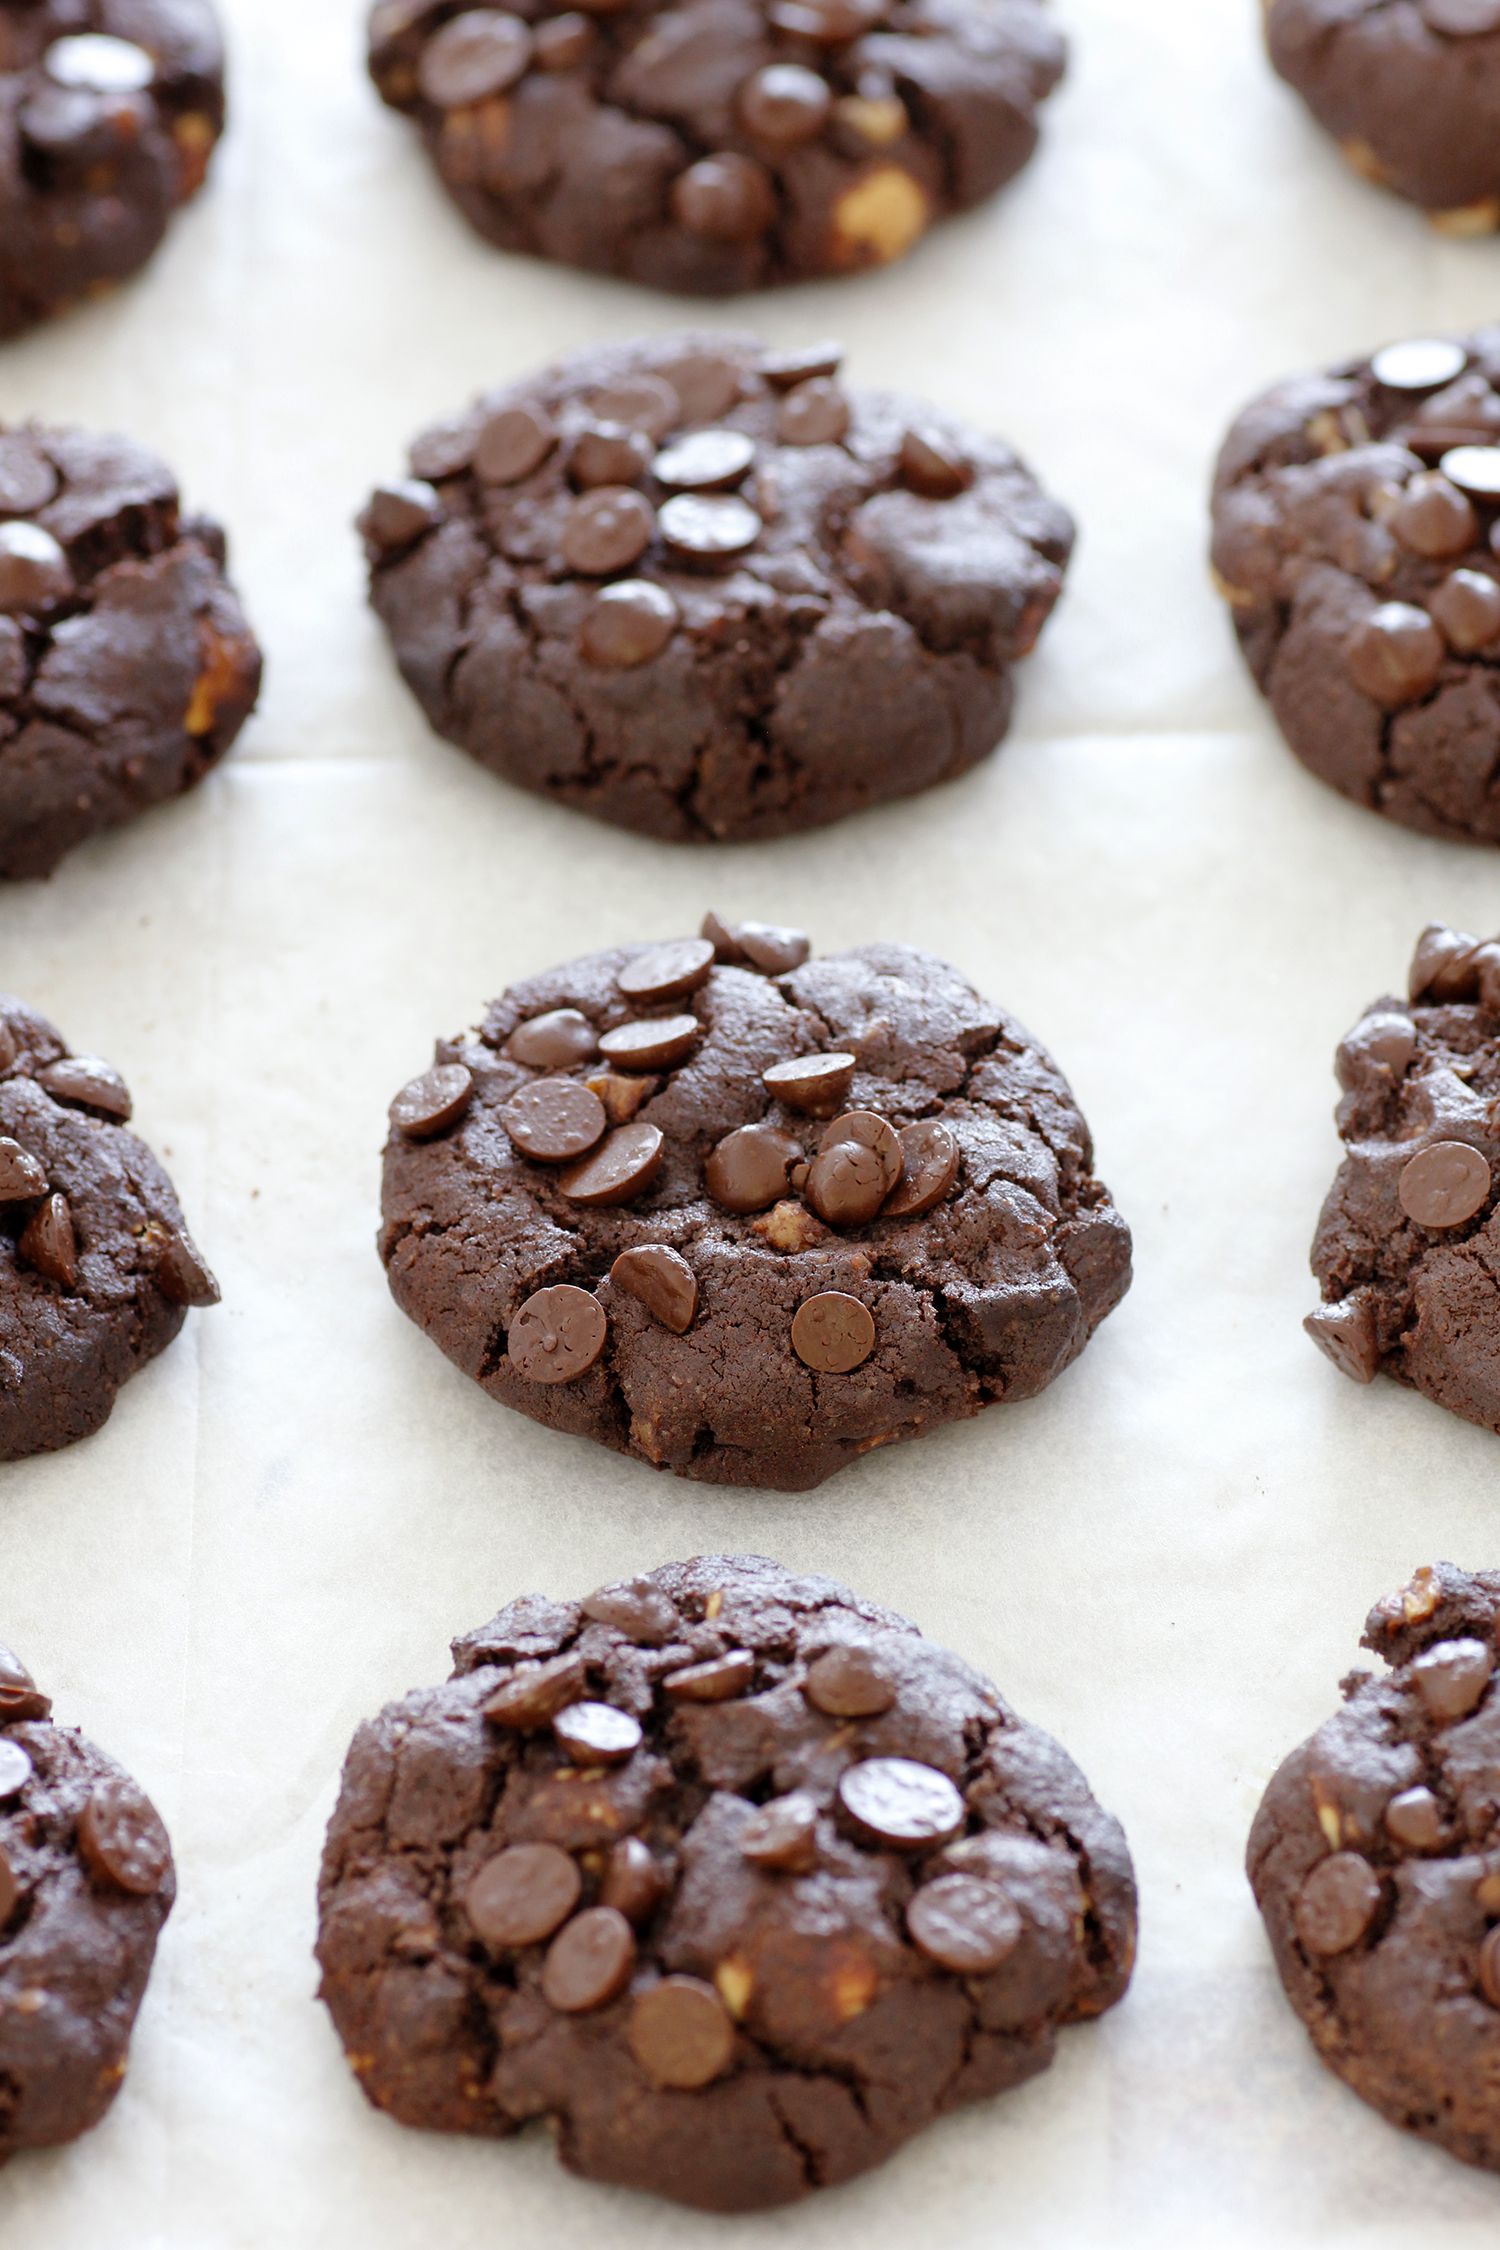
[7, 0, 1500, 2242]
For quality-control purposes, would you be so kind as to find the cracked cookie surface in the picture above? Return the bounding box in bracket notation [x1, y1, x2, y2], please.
[1249, 1562, 1500, 2174]
[0, 419, 260, 878]
[0, 1639, 174, 2160]
[366, 0, 1063, 293]
[360, 331, 1072, 842]
[1306, 922, 1500, 1437]
[378, 924, 1131, 1491]
[316, 1553, 1136, 2212]
[0, 993, 220, 1462]
[1210, 326, 1500, 843]
[0, 1, 227, 341]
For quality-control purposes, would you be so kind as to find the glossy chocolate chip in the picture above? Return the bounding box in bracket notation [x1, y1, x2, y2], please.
[78, 1778, 171, 1894]
[0, 523, 73, 615]
[618, 939, 716, 1005]
[778, 379, 851, 446]
[1392, 472, 1478, 559]
[658, 493, 761, 566]
[1431, 568, 1500, 652]
[900, 428, 971, 500]
[508, 1285, 608, 1382]
[569, 422, 653, 490]
[0, 1138, 46, 1202]
[362, 480, 443, 553]
[500, 1078, 607, 1163]
[580, 1580, 678, 1642]
[792, 1291, 876, 1372]
[152, 1225, 221, 1309]
[504, 1009, 597, 1069]
[739, 61, 832, 145]
[821, 1110, 903, 1186]
[542, 1905, 635, 2012]
[1305, 1297, 1380, 1384]
[803, 1644, 896, 1717]
[1294, 1852, 1382, 1956]
[553, 1701, 643, 1766]
[482, 1652, 587, 1730]
[0, 436, 58, 517]
[763, 1052, 857, 1116]
[1398, 1141, 1491, 1227]
[1424, 0, 1500, 28]
[1440, 445, 1500, 500]
[0, 1647, 50, 1723]
[736, 922, 811, 973]
[1372, 339, 1469, 391]
[597, 1017, 700, 1072]
[705, 1123, 801, 1214]
[473, 402, 556, 486]
[590, 374, 679, 440]
[628, 1976, 735, 2087]
[882, 1121, 960, 1218]
[1411, 1637, 1493, 1719]
[600, 1836, 666, 1923]
[0, 1740, 31, 1800]
[610, 1244, 697, 1332]
[804, 1139, 887, 1227]
[1346, 603, 1445, 705]
[580, 580, 677, 668]
[467, 1842, 581, 1949]
[20, 1193, 77, 1288]
[559, 1121, 665, 1206]
[670, 153, 775, 242]
[45, 33, 153, 91]
[418, 10, 534, 105]
[660, 352, 744, 424]
[740, 1792, 819, 1872]
[390, 1062, 474, 1139]
[653, 429, 756, 493]
[761, 342, 845, 389]
[0, 1845, 17, 1926]
[1385, 1786, 1443, 1850]
[1482, 1923, 1500, 2007]
[534, 12, 594, 67]
[563, 487, 655, 576]
[838, 1756, 965, 1848]
[907, 1874, 1023, 1974]
[663, 1649, 755, 1702]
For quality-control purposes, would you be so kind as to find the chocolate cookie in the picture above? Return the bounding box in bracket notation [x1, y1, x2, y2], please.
[1209, 327, 1500, 842]
[366, 0, 1064, 294]
[0, 420, 260, 879]
[1, 3, 227, 340]
[379, 925, 1130, 1491]
[0, 995, 219, 1461]
[1248, 1561, 1500, 2173]
[316, 1553, 1136, 2211]
[0, 1639, 175, 2158]
[360, 333, 1072, 842]
[1265, 0, 1500, 232]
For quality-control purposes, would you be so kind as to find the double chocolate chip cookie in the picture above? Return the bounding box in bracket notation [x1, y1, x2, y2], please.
[0, 419, 260, 879]
[379, 923, 1131, 1491]
[1250, 1562, 1500, 2174]
[317, 1554, 1137, 2212]
[1, 3, 227, 341]
[0, 1639, 175, 2159]
[367, 0, 1064, 294]
[361, 333, 1072, 842]
[1265, 0, 1500, 233]
[1306, 923, 1500, 1437]
[0, 994, 219, 1462]
[1213, 328, 1500, 843]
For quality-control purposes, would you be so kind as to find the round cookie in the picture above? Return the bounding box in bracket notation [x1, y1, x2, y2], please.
[0, 1639, 175, 2158]
[0, 420, 261, 879]
[0, 2, 227, 341]
[1265, 0, 1500, 232]
[1210, 327, 1500, 843]
[0, 994, 220, 1462]
[1305, 922, 1500, 1435]
[1249, 1561, 1500, 2174]
[366, 0, 1064, 294]
[316, 1553, 1137, 2212]
[360, 332, 1072, 842]
[379, 924, 1131, 1491]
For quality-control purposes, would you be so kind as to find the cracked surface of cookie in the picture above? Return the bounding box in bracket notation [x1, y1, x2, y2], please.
[316, 1553, 1136, 2212]
[1249, 1562, 1500, 2173]
[0, 1639, 174, 2159]
[1265, 0, 1500, 228]
[1306, 922, 1500, 1436]
[0, 420, 261, 879]
[361, 332, 1071, 842]
[0, 994, 220, 1461]
[1211, 327, 1500, 842]
[0, 1, 227, 341]
[366, 0, 1063, 293]
[379, 924, 1130, 1491]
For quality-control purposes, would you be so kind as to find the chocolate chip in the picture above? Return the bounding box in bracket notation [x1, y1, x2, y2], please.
[838, 1756, 964, 1848]
[78, 1778, 171, 1894]
[0, 1741, 31, 1800]
[1385, 1786, 1443, 1850]
[658, 493, 761, 566]
[882, 1121, 960, 1218]
[418, 11, 534, 106]
[500, 1078, 607, 1163]
[37, 1055, 131, 1120]
[20, 1193, 77, 1288]
[1346, 603, 1445, 705]
[1411, 1636, 1493, 1718]
[628, 1976, 735, 2087]
[1293, 1852, 1382, 1956]
[792, 1291, 876, 1372]
[580, 581, 678, 668]
[1478, 1923, 1500, 2009]
[770, 0, 886, 39]
[653, 430, 756, 492]
[1372, 339, 1469, 391]
[803, 1644, 896, 1718]
[473, 401, 556, 486]
[670, 153, 775, 241]
[1425, 0, 1500, 34]
[589, 375, 679, 440]
[563, 487, 655, 576]
[778, 379, 851, 447]
[553, 1701, 642, 1766]
[504, 1009, 597, 1069]
[1398, 1141, 1491, 1227]
[610, 1244, 697, 1332]
[804, 1139, 886, 1227]
[559, 1120, 665, 1206]
[1304, 1297, 1381, 1383]
[736, 922, 811, 973]
[151, 1225, 220, 1309]
[1391, 471, 1478, 559]
[390, 1062, 474, 1139]
[597, 1016, 700, 1072]
[617, 938, 716, 1005]
[0, 436, 58, 518]
[821, 1110, 903, 1186]
[762, 1052, 857, 1116]
[534, 11, 594, 67]
[1430, 568, 1500, 652]
[541, 1905, 635, 2012]
[739, 62, 832, 145]
[1439, 445, 1500, 500]
[568, 423, 653, 490]
[907, 1873, 1022, 1974]
[0, 1138, 46, 1203]
[466, 1842, 581, 1949]
[507, 1285, 608, 1383]
[740, 1792, 819, 1873]
[362, 480, 443, 554]
[761, 342, 845, 390]
[705, 1123, 800, 1214]
[660, 352, 744, 424]
[0, 523, 73, 615]
[599, 1836, 665, 1923]
[900, 429, 971, 500]
[663, 1650, 755, 1702]
[701, 911, 745, 962]
[581, 1580, 678, 1642]
[0, 1846, 17, 1926]
[0, 1647, 50, 1723]
[482, 1652, 587, 1730]
[44, 33, 153, 92]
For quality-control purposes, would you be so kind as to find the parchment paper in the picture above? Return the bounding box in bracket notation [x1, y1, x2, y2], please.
[6, 1, 1500, 2242]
